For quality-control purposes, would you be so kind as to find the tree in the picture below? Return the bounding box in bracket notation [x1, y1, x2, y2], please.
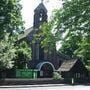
[0, 34, 16, 69]
[0, 0, 31, 69]
[40, 0, 90, 64]
[14, 41, 32, 69]
[36, 22, 56, 52]
[0, 0, 24, 38]
[74, 36, 90, 64]
[0, 0, 24, 69]
[58, 0, 90, 63]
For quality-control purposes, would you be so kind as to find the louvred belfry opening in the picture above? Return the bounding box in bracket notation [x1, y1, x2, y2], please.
[33, 2, 47, 28]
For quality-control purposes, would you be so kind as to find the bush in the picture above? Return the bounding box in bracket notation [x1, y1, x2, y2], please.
[53, 72, 63, 80]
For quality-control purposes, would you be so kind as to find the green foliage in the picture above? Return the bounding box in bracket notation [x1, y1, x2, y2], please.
[53, 72, 63, 80]
[60, 35, 81, 58]
[34, 22, 57, 53]
[17, 41, 31, 61]
[40, 23, 56, 52]
[58, 0, 90, 63]
[0, 35, 32, 69]
[0, 0, 32, 69]
[0, 0, 24, 38]
[14, 41, 32, 69]
[86, 65, 90, 71]
[74, 36, 90, 63]
[40, 0, 90, 64]
[0, 34, 16, 69]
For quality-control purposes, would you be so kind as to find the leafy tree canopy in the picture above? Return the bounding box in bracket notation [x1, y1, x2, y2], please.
[0, 0, 31, 69]
[0, 0, 24, 38]
[0, 34, 16, 69]
[39, 0, 90, 64]
[14, 41, 32, 69]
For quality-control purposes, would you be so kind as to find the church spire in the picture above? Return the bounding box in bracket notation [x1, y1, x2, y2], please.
[33, 0, 47, 28]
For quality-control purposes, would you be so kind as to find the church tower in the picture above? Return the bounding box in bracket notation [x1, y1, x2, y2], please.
[27, 1, 67, 78]
[33, 1, 48, 28]
[31, 1, 48, 61]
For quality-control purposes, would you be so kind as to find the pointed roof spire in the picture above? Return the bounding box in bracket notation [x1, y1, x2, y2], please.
[34, 0, 47, 13]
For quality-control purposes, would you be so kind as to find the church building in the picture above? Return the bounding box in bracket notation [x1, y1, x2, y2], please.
[20, 1, 69, 78]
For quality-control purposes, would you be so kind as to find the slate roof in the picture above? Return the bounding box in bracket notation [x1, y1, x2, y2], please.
[18, 27, 32, 40]
[18, 27, 39, 40]
[58, 59, 78, 72]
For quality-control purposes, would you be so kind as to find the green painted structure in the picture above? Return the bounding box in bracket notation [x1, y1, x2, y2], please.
[16, 69, 38, 78]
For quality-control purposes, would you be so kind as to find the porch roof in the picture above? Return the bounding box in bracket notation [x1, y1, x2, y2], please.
[58, 59, 77, 72]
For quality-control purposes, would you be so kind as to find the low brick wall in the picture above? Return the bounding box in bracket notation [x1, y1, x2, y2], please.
[0, 78, 90, 85]
[0, 78, 64, 85]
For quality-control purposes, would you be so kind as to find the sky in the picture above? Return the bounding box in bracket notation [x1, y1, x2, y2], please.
[20, 0, 63, 29]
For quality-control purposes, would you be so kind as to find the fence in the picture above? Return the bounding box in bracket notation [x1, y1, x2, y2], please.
[16, 69, 38, 78]
[0, 69, 38, 79]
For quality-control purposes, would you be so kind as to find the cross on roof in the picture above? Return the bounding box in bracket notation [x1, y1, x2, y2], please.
[41, 0, 44, 3]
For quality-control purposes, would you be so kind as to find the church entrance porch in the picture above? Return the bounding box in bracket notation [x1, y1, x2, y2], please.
[36, 62, 55, 78]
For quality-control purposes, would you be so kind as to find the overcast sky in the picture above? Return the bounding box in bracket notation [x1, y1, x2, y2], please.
[21, 0, 63, 29]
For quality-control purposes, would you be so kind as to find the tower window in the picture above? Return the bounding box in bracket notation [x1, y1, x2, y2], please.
[39, 13, 43, 21]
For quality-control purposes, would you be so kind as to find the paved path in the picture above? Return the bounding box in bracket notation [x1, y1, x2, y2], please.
[0, 84, 90, 90]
